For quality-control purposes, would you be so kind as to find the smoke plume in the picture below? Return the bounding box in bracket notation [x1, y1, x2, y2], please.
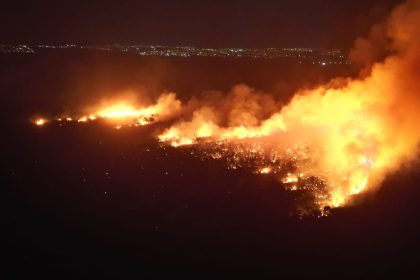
[156, 0, 420, 212]
[34, 0, 420, 214]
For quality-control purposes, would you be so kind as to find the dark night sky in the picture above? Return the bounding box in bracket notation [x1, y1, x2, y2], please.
[1, 0, 401, 48]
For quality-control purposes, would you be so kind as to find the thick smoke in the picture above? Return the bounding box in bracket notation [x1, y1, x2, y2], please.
[34, 0, 420, 213]
[156, 0, 420, 210]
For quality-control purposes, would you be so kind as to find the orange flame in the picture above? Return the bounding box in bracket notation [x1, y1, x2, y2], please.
[31, 0, 420, 215]
[157, 0, 420, 212]
[33, 92, 182, 128]
[34, 118, 47, 126]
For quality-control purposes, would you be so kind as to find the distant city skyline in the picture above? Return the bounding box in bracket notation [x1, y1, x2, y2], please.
[0, 43, 349, 65]
[0, 43, 346, 50]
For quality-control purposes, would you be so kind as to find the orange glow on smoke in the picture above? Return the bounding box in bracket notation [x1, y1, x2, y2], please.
[155, 79, 393, 212]
[156, 0, 420, 213]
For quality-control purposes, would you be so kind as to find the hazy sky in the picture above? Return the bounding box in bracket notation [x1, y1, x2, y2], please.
[0, 0, 401, 48]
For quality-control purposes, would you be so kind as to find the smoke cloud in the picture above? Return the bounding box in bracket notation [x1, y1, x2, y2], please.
[33, 0, 420, 214]
[155, 0, 420, 212]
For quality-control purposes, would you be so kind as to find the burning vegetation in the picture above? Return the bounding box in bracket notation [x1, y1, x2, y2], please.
[32, 0, 420, 215]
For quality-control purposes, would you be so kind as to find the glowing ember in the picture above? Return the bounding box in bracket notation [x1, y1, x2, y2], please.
[282, 173, 299, 184]
[34, 118, 47, 126]
[259, 167, 272, 174]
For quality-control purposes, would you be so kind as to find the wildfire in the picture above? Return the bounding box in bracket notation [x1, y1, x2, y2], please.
[31, 0, 420, 215]
[33, 92, 182, 128]
[155, 84, 385, 212]
[156, 0, 420, 213]
[96, 103, 150, 119]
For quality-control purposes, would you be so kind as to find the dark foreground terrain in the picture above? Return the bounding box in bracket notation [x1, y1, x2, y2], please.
[2, 51, 420, 277]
